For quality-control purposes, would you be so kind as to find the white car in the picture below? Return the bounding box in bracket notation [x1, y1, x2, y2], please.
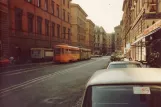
[107, 61, 142, 69]
[82, 68, 161, 107]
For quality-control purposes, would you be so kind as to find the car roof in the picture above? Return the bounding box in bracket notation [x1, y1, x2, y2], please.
[87, 68, 161, 87]
[109, 61, 142, 65]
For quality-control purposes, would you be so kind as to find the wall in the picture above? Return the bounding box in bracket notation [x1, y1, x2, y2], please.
[0, 0, 9, 57]
[8, 0, 71, 62]
[71, 3, 87, 47]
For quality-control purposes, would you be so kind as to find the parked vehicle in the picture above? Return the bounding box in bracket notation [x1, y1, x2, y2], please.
[54, 44, 91, 63]
[80, 48, 91, 60]
[31, 48, 53, 62]
[82, 68, 161, 107]
[110, 51, 124, 61]
[107, 61, 142, 69]
[0, 57, 10, 67]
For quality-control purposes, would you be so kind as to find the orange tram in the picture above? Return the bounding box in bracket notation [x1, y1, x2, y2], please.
[54, 44, 91, 63]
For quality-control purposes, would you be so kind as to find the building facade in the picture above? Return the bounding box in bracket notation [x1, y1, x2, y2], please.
[114, 25, 122, 51]
[111, 33, 116, 53]
[122, 0, 161, 65]
[86, 19, 95, 52]
[102, 33, 109, 55]
[1, 0, 72, 62]
[106, 33, 112, 55]
[94, 26, 106, 55]
[70, 3, 87, 47]
[0, 0, 9, 57]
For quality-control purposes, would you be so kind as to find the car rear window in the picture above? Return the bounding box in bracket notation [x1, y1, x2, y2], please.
[83, 85, 161, 107]
[109, 63, 141, 68]
[93, 85, 161, 107]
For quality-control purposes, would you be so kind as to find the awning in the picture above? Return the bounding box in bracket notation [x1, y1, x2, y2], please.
[132, 27, 161, 45]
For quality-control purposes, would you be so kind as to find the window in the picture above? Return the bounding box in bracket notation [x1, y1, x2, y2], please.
[37, 0, 41, 7]
[63, 27, 66, 38]
[68, 0, 70, 8]
[83, 85, 161, 107]
[68, 29, 70, 40]
[15, 8, 23, 31]
[57, 24, 60, 37]
[52, 1, 55, 14]
[63, 0, 65, 5]
[27, 12, 34, 33]
[54, 48, 61, 54]
[57, 5, 60, 17]
[68, 13, 70, 22]
[37, 16, 42, 34]
[63, 9, 65, 20]
[108, 63, 141, 69]
[52, 23, 55, 37]
[142, 0, 145, 6]
[45, 0, 48, 11]
[45, 19, 49, 36]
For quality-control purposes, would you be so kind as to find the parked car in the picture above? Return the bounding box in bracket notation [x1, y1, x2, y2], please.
[107, 61, 142, 69]
[110, 51, 124, 61]
[0, 57, 10, 67]
[82, 68, 161, 107]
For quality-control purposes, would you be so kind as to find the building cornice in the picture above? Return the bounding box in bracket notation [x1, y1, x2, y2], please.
[71, 3, 88, 17]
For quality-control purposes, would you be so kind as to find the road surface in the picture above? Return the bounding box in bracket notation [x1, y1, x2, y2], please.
[0, 56, 110, 107]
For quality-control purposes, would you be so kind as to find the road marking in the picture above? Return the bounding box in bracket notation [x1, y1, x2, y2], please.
[0, 58, 103, 97]
[0, 59, 94, 76]
[0, 65, 58, 76]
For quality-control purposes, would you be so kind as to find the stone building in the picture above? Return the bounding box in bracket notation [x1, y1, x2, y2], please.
[85, 19, 95, 52]
[1, 0, 72, 62]
[114, 25, 122, 52]
[122, 0, 161, 64]
[70, 3, 87, 47]
[0, 0, 9, 57]
[94, 26, 106, 55]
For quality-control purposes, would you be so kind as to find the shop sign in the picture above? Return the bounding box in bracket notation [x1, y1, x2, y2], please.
[143, 13, 161, 19]
[143, 20, 161, 36]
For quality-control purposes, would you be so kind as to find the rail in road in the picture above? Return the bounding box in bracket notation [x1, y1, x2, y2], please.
[0, 58, 106, 98]
[0, 57, 111, 107]
[0, 62, 54, 72]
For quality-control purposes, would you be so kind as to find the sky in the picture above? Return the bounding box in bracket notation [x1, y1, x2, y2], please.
[72, 0, 124, 33]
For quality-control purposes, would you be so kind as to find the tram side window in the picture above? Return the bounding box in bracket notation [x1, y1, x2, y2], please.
[55, 48, 61, 54]
[71, 50, 75, 54]
[62, 49, 64, 54]
[68, 49, 71, 54]
[64, 49, 68, 54]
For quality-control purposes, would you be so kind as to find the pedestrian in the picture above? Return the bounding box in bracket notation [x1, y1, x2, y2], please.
[9, 56, 14, 64]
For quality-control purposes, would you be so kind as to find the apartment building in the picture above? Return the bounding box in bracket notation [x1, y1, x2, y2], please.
[94, 26, 106, 55]
[0, 0, 9, 57]
[1, 0, 72, 62]
[70, 3, 87, 47]
[114, 25, 122, 51]
[122, 0, 161, 64]
[86, 19, 95, 52]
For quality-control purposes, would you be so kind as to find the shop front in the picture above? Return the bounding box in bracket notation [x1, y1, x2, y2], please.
[131, 20, 161, 67]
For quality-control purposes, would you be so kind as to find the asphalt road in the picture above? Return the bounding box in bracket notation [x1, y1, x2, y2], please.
[0, 56, 110, 107]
